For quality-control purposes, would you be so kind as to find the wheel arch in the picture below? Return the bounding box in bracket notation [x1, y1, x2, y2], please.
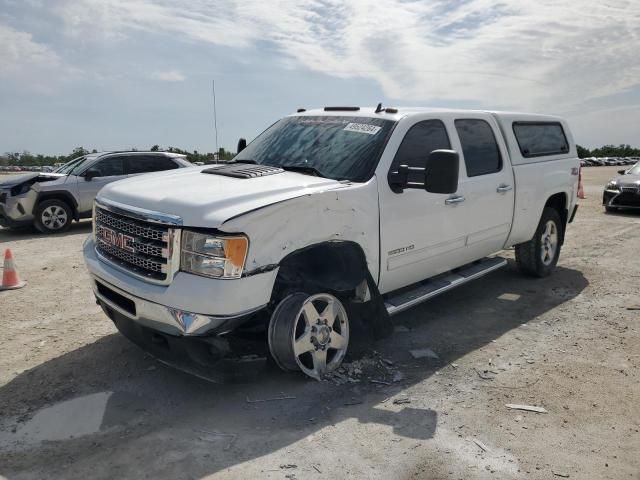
[271, 240, 392, 340]
[36, 191, 79, 220]
[543, 192, 568, 244]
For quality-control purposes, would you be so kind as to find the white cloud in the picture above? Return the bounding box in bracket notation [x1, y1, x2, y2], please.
[51, 0, 640, 113]
[0, 23, 79, 93]
[151, 70, 186, 82]
[0, 23, 62, 76]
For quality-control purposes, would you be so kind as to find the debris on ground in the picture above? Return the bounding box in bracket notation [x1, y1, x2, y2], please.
[552, 471, 570, 478]
[194, 429, 237, 450]
[505, 404, 548, 413]
[312, 465, 322, 473]
[325, 352, 402, 385]
[392, 396, 411, 405]
[246, 395, 296, 403]
[472, 438, 490, 452]
[475, 368, 495, 380]
[280, 464, 297, 469]
[409, 348, 440, 360]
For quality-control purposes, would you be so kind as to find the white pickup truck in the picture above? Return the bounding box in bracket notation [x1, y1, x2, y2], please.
[83, 106, 581, 380]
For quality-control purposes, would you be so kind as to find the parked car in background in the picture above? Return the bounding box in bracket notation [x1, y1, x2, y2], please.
[603, 161, 640, 212]
[0, 151, 192, 233]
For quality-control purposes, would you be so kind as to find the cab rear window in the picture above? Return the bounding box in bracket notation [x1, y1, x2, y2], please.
[513, 122, 569, 158]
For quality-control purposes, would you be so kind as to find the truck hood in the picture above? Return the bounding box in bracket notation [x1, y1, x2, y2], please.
[0, 172, 66, 189]
[97, 166, 348, 227]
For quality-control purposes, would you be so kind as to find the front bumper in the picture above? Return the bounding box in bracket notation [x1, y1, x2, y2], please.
[102, 304, 269, 382]
[603, 189, 640, 209]
[0, 200, 34, 228]
[84, 237, 278, 336]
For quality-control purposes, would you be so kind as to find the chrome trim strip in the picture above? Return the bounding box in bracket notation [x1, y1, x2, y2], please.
[95, 197, 183, 226]
[385, 258, 507, 316]
[92, 275, 266, 335]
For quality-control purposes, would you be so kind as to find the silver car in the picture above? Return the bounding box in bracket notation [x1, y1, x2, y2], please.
[603, 161, 640, 212]
[0, 151, 192, 233]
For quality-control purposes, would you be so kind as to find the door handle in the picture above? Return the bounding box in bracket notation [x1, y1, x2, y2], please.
[497, 184, 513, 193]
[445, 195, 466, 205]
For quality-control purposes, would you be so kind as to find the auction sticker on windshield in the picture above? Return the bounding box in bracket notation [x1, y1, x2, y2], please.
[343, 123, 382, 135]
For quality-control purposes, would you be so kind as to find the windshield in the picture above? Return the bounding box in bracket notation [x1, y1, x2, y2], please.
[54, 156, 90, 175]
[235, 116, 395, 181]
[627, 162, 640, 175]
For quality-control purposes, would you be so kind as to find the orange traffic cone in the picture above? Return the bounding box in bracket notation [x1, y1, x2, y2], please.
[0, 249, 26, 291]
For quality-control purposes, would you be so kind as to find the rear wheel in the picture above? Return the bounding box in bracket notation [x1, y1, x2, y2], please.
[515, 207, 562, 277]
[268, 292, 349, 380]
[605, 206, 618, 213]
[34, 199, 73, 234]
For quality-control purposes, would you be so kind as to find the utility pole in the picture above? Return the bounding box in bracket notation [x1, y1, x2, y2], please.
[212, 79, 219, 162]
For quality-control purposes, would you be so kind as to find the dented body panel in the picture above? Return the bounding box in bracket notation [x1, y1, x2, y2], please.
[220, 178, 381, 282]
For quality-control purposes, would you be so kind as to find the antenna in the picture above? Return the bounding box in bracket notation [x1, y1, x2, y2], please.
[212, 79, 219, 161]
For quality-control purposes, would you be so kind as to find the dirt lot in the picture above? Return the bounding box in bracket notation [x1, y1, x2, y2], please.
[0, 166, 638, 480]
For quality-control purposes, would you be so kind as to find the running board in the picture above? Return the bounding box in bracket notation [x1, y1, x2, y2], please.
[384, 257, 507, 316]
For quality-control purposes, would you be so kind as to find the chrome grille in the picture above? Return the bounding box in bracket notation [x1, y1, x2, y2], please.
[95, 208, 167, 242]
[621, 187, 639, 194]
[95, 206, 174, 282]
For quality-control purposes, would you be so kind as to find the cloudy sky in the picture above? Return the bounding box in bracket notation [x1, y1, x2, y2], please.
[1, 0, 639, 154]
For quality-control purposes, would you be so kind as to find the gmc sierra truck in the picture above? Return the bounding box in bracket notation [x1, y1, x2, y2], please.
[83, 106, 581, 380]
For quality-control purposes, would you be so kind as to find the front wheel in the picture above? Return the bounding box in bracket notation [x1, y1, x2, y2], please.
[34, 199, 73, 234]
[515, 207, 562, 277]
[268, 292, 349, 380]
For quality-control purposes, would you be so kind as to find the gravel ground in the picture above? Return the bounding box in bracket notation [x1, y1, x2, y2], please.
[0, 166, 638, 480]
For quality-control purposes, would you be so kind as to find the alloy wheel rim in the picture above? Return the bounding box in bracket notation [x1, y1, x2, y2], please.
[540, 220, 558, 266]
[291, 293, 349, 380]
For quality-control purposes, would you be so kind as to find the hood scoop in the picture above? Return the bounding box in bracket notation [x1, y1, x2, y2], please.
[202, 163, 285, 179]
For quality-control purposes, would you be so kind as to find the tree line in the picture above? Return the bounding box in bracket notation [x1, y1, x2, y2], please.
[576, 144, 640, 159]
[0, 146, 236, 167]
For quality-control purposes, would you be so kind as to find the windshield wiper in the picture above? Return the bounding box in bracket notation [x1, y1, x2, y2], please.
[279, 165, 325, 177]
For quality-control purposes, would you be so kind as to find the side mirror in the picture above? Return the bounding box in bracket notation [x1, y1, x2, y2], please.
[425, 150, 459, 194]
[237, 138, 247, 154]
[388, 149, 459, 194]
[84, 169, 99, 181]
[618, 169, 626, 175]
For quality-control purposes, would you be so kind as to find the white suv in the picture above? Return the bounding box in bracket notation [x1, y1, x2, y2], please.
[0, 151, 191, 233]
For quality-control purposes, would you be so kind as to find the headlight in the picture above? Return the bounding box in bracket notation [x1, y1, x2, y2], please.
[181, 231, 248, 279]
[606, 181, 620, 191]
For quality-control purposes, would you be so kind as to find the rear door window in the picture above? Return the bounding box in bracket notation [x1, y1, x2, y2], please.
[513, 122, 569, 157]
[127, 155, 179, 174]
[91, 157, 125, 177]
[455, 119, 502, 177]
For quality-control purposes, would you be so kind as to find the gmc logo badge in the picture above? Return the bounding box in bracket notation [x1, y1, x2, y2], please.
[98, 226, 135, 253]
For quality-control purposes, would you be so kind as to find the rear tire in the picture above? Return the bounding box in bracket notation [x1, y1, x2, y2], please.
[515, 207, 562, 278]
[34, 199, 73, 234]
[604, 206, 618, 213]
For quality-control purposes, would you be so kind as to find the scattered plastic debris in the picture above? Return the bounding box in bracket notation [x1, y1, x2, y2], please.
[246, 395, 296, 403]
[409, 348, 439, 360]
[472, 438, 490, 452]
[505, 404, 548, 413]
